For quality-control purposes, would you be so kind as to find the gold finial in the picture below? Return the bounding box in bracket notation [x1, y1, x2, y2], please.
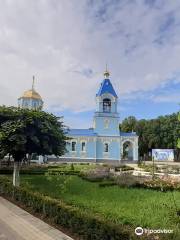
[104, 64, 110, 78]
[32, 76, 35, 90]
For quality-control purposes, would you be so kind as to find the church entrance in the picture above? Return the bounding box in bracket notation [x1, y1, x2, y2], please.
[122, 141, 133, 160]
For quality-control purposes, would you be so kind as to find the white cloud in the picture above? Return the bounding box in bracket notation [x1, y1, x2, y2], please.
[152, 94, 180, 103]
[0, 0, 180, 112]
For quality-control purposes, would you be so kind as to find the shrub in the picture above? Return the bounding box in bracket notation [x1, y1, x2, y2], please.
[0, 167, 47, 175]
[140, 178, 180, 192]
[80, 167, 110, 182]
[0, 177, 138, 240]
[114, 165, 134, 172]
[115, 173, 139, 188]
[48, 169, 80, 175]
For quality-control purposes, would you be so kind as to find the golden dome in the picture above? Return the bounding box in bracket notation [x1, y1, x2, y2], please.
[19, 76, 42, 101]
[22, 89, 42, 100]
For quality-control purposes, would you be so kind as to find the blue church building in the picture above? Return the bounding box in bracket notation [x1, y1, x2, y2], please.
[18, 72, 138, 164]
[61, 70, 138, 164]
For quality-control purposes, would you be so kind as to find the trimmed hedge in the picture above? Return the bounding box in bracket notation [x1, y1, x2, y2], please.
[0, 168, 47, 175]
[114, 166, 134, 172]
[48, 169, 80, 175]
[0, 177, 142, 240]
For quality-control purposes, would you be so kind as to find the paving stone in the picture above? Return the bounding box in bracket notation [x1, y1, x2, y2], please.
[0, 197, 73, 240]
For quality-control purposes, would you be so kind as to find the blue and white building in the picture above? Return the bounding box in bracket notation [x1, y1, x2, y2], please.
[62, 70, 138, 164]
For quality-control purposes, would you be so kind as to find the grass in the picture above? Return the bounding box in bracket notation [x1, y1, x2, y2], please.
[19, 174, 180, 235]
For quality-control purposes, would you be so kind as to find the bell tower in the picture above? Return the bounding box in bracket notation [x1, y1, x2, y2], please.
[93, 69, 119, 136]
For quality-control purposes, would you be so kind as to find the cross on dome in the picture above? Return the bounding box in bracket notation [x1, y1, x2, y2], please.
[32, 75, 35, 90]
[104, 64, 110, 79]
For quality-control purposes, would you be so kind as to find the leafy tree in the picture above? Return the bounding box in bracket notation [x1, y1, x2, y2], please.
[0, 106, 67, 186]
[178, 112, 180, 149]
[119, 116, 137, 132]
[120, 112, 180, 161]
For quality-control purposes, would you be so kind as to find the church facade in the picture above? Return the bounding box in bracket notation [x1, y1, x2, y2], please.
[61, 70, 138, 164]
[18, 72, 138, 164]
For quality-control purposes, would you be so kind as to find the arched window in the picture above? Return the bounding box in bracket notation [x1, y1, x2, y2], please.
[71, 141, 76, 151]
[104, 143, 109, 152]
[81, 142, 86, 152]
[103, 98, 111, 112]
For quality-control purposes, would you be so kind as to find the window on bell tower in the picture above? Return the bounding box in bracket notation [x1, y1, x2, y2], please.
[103, 98, 111, 112]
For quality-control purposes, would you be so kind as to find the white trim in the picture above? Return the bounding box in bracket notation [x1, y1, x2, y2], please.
[58, 156, 96, 159]
[58, 156, 121, 161]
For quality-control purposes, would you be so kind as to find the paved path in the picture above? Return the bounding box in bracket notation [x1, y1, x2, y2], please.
[0, 197, 73, 240]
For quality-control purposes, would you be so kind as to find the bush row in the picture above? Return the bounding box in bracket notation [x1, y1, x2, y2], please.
[78, 171, 110, 182]
[0, 177, 140, 240]
[114, 174, 180, 192]
[48, 169, 80, 175]
[0, 168, 47, 175]
[138, 178, 180, 192]
[114, 166, 134, 172]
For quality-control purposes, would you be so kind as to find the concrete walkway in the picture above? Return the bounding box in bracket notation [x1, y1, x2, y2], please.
[0, 197, 73, 240]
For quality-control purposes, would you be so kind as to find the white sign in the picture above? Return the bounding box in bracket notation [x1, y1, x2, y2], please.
[152, 149, 174, 161]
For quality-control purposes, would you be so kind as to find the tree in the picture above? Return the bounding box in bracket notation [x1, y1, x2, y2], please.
[120, 116, 137, 132]
[0, 106, 67, 186]
[178, 112, 180, 149]
[120, 112, 180, 160]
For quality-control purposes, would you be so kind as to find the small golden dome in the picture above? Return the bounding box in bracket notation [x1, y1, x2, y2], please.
[19, 76, 42, 101]
[22, 89, 42, 100]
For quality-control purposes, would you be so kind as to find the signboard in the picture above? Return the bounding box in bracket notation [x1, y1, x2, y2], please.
[152, 149, 174, 161]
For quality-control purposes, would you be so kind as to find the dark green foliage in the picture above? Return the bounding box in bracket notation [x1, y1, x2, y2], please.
[0, 167, 47, 175]
[0, 177, 135, 240]
[0, 106, 67, 162]
[120, 113, 180, 159]
[48, 169, 80, 175]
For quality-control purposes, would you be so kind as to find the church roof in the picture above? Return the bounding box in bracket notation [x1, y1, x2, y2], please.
[96, 78, 118, 98]
[66, 129, 97, 136]
[67, 129, 137, 137]
[120, 132, 137, 136]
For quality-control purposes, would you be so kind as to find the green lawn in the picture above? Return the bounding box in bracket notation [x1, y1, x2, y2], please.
[20, 174, 180, 235]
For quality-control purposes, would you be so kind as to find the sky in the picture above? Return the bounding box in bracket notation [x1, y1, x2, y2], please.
[0, 0, 180, 128]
